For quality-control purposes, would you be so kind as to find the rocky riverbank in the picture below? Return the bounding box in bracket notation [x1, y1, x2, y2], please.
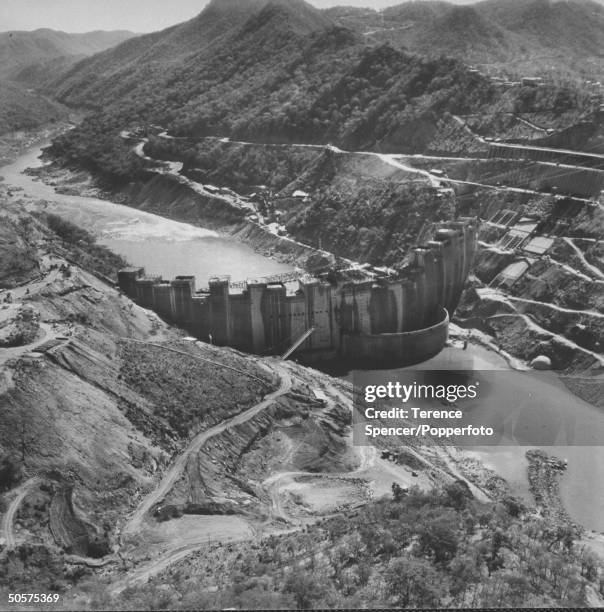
[29, 160, 329, 272]
[0, 122, 77, 168]
[526, 449, 579, 532]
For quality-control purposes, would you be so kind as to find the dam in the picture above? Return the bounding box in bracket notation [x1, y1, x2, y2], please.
[118, 218, 477, 366]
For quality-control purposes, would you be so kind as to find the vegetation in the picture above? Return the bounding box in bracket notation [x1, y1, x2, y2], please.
[0, 81, 67, 135]
[333, 0, 604, 82]
[47, 117, 146, 185]
[0, 545, 68, 594]
[41, 213, 128, 279]
[282, 171, 452, 266]
[45, 0, 600, 186]
[146, 138, 321, 193]
[118, 341, 273, 439]
[0, 454, 22, 492]
[81, 484, 603, 609]
[0, 29, 135, 84]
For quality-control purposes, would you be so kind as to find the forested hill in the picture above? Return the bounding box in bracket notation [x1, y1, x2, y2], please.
[0, 28, 134, 134]
[328, 0, 604, 80]
[0, 81, 67, 134]
[47, 0, 484, 176]
[50, 0, 338, 110]
[47, 0, 599, 183]
[0, 29, 135, 85]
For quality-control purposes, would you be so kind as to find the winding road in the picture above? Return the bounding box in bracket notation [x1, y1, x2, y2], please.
[489, 312, 604, 366]
[109, 359, 293, 593]
[121, 359, 292, 537]
[1, 478, 39, 549]
[563, 238, 604, 281]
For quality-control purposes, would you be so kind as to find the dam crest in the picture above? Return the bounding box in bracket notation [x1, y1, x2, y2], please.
[118, 218, 477, 366]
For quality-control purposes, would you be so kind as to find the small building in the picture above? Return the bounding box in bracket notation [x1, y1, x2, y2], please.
[499, 230, 530, 251]
[312, 388, 328, 406]
[524, 236, 554, 256]
[492, 260, 530, 288]
[521, 77, 544, 87]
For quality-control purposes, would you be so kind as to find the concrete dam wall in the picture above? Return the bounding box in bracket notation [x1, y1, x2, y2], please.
[118, 218, 477, 366]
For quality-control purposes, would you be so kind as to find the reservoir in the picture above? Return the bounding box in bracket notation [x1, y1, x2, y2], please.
[366, 344, 604, 531]
[2, 142, 603, 531]
[1, 144, 295, 284]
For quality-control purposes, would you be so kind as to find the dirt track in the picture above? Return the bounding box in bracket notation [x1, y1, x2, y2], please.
[1, 478, 39, 549]
[121, 359, 292, 538]
[110, 360, 292, 593]
[111, 516, 255, 594]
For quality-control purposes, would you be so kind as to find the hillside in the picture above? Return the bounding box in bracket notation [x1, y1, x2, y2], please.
[43, 0, 602, 187]
[0, 28, 134, 134]
[50, 0, 338, 110]
[45, 0, 501, 181]
[0, 203, 279, 573]
[109, 487, 598, 609]
[0, 29, 135, 85]
[0, 203, 601, 608]
[334, 0, 604, 79]
[0, 81, 68, 134]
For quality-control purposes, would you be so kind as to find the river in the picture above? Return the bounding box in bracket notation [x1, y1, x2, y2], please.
[1, 144, 294, 284]
[2, 142, 603, 532]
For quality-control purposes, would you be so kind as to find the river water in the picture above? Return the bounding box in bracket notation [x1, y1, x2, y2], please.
[1, 144, 294, 284]
[2, 143, 603, 531]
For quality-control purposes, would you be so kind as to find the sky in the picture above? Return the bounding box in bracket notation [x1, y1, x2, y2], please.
[0, 0, 479, 33]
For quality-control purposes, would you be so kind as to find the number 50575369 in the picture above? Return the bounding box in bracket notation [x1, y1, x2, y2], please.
[8, 594, 60, 604]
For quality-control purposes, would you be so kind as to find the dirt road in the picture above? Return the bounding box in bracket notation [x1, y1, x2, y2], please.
[112, 360, 292, 593]
[563, 237, 604, 281]
[111, 516, 254, 595]
[1, 478, 39, 549]
[121, 359, 292, 538]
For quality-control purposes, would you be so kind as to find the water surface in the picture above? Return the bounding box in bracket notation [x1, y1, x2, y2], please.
[1, 144, 294, 284]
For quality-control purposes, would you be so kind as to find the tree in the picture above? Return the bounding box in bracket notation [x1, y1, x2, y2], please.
[444, 479, 473, 509]
[385, 556, 443, 608]
[418, 517, 459, 563]
[449, 550, 483, 604]
[283, 569, 326, 609]
[0, 454, 22, 492]
[392, 482, 407, 501]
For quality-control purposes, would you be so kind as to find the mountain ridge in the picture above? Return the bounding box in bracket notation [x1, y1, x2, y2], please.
[0, 28, 135, 134]
[0, 80, 68, 134]
[45, 0, 601, 181]
[331, 0, 604, 78]
[0, 29, 136, 83]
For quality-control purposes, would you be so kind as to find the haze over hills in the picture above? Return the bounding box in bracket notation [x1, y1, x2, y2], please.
[0, 28, 135, 134]
[0, 29, 136, 84]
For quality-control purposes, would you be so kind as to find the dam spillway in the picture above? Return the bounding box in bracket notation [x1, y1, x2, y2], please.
[118, 218, 477, 366]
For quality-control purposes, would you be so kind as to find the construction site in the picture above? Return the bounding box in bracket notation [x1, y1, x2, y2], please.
[118, 218, 477, 366]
